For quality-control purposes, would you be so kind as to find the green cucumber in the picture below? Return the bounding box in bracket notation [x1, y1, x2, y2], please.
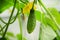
[27, 8, 36, 34]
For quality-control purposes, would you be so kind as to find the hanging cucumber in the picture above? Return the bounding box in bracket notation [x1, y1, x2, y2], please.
[27, 8, 36, 34]
[0, 37, 7, 40]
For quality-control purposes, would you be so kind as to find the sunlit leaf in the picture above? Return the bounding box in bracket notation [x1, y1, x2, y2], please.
[16, 1, 25, 9]
[35, 10, 57, 40]
[35, 10, 41, 21]
[6, 32, 14, 37]
[16, 34, 26, 40]
[35, 10, 47, 25]
[45, 17, 58, 31]
[0, 0, 14, 13]
[48, 8, 60, 25]
[35, 9, 59, 31]
[48, 8, 60, 39]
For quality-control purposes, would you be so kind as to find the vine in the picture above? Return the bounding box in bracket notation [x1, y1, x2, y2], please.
[2, 0, 17, 38]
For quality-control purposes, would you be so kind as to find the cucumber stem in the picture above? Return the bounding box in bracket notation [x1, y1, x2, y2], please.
[10, 10, 19, 24]
[0, 25, 6, 32]
[17, 12, 22, 40]
[0, 18, 7, 24]
[18, 14, 22, 34]
[17, 8, 23, 40]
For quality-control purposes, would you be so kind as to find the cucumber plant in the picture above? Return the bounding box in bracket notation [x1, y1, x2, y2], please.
[0, 0, 60, 40]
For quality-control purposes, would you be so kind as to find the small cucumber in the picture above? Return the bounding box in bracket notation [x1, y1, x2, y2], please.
[27, 8, 36, 34]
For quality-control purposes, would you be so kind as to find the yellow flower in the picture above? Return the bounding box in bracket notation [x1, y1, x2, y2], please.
[23, 2, 36, 14]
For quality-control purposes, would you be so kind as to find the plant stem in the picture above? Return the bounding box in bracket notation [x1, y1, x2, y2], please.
[0, 10, 19, 25]
[10, 10, 19, 24]
[38, 7, 44, 40]
[17, 12, 22, 40]
[18, 15, 22, 34]
[0, 18, 7, 24]
[0, 25, 6, 32]
[38, 0, 60, 30]
[2, 0, 17, 38]
[0, 10, 19, 32]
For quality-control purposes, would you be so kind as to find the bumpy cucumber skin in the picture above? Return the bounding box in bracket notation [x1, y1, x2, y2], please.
[27, 9, 36, 34]
[0, 37, 7, 40]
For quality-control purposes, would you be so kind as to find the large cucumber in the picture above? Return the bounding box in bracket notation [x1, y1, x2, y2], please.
[27, 8, 36, 34]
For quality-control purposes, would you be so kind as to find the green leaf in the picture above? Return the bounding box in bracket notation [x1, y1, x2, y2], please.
[35, 10, 47, 25]
[48, 8, 60, 38]
[35, 10, 58, 31]
[37, 8, 60, 40]
[6, 32, 14, 37]
[0, 0, 13, 13]
[45, 17, 58, 31]
[16, 1, 25, 9]
[35, 10, 57, 40]
[16, 34, 26, 40]
[35, 10, 41, 21]
[48, 8, 60, 25]
[35, 10, 59, 40]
